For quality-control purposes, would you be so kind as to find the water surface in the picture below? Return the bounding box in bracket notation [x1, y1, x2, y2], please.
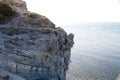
[62, 23, 120, 80]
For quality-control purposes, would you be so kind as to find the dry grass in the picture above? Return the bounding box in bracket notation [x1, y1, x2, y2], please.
[22, 12, 51, 27]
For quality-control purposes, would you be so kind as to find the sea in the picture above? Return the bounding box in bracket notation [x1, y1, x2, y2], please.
[61, 23, 120, 80]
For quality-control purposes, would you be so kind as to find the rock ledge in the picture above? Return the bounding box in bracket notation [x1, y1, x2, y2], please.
[0, 0, 74, 80]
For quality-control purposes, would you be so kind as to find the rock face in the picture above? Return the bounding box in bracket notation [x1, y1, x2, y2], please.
[0, 0, 74, 80]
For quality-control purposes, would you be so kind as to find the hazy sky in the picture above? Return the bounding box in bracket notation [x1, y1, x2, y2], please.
[24, 0, 120, 25]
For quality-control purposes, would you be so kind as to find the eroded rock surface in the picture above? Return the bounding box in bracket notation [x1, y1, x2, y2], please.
[0, 0, 74, 80]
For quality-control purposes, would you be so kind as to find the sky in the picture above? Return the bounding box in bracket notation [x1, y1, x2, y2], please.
[24, 0, 120, 25]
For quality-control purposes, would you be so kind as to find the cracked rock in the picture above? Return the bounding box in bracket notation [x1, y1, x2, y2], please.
[0, 0, 74, 80]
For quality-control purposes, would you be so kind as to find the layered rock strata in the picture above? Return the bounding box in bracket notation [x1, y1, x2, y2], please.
[0, 0, 74, 80]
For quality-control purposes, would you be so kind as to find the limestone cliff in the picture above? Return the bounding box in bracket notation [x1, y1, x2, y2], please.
[0, 0, 74, 80]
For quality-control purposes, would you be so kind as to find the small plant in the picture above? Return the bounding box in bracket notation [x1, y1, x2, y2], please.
[0, 1, 16, 24]
[0, 1, 16, 16]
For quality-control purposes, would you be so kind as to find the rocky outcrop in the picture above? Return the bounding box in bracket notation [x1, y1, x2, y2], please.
[0, 0, 74, 80]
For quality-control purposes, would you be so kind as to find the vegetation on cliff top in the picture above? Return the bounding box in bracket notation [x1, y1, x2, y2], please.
[0, 0, 16, 23]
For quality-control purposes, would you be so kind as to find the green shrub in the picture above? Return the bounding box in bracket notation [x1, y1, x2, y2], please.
[0, 1, 16, 24]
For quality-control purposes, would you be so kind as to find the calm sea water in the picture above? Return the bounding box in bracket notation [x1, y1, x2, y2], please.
[61, 23, 120, 80]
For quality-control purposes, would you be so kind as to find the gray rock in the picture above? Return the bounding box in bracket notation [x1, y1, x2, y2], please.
[0, 0, 74, 80]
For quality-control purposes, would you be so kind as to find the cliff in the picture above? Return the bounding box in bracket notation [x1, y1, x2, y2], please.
[0, 0, 74, 80]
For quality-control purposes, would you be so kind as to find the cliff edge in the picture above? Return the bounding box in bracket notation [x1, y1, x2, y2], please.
[0, 0, 74, 80]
